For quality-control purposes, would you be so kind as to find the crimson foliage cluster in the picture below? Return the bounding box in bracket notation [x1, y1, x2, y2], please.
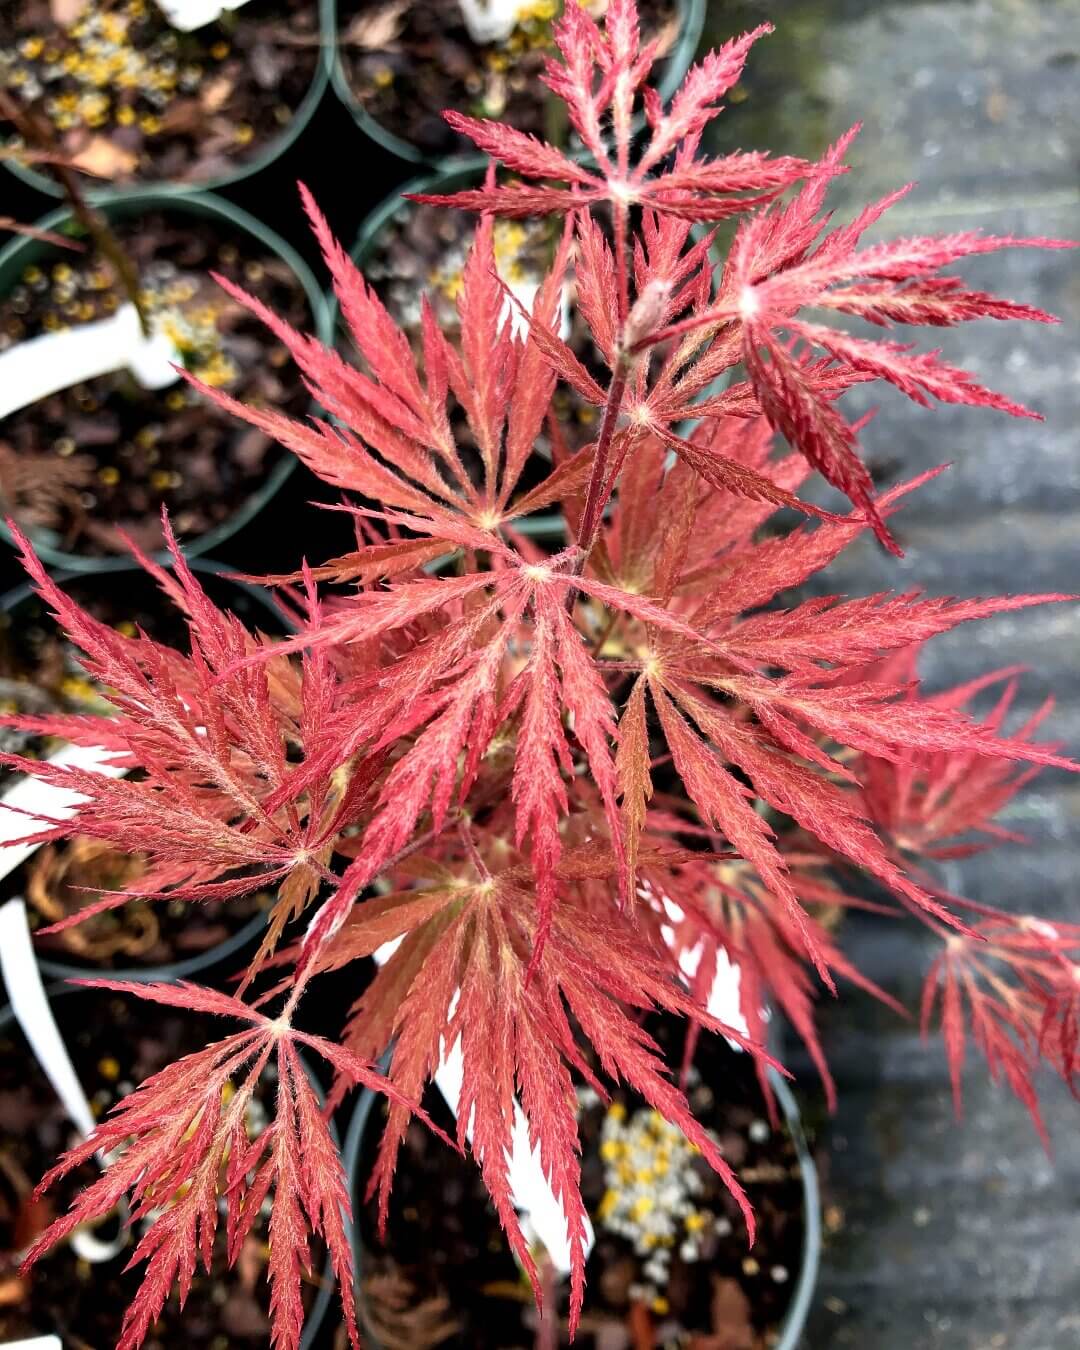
[4, 4, 1076, 1346]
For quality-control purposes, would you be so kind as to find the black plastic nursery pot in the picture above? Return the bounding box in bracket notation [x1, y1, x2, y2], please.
[329, 0, 707, 167]
[0, 983, 339, 1348]
[0, 558, 291, 983]
[342, 1045, 821, 1348]
[2, 0, 329, 199]
[0, 188, 330, 573]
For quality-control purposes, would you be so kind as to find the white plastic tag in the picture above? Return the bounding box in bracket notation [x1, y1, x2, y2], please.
[0, 1338, 63, 1349]
[0, 898, 95, 1138]
[457, 0, 521, 45]
[0, 897, 131, 1264]
[658, 894, 748, 1037]
[504, 279, 573, 345]
[0, 303, 179, 421]
[152, 0, 252, 32]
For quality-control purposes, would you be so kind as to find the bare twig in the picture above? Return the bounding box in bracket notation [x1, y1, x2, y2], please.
[0, 91, 148, 333]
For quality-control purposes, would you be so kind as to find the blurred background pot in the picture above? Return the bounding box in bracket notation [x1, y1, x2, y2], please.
[1, 0, 330, 198]
[0, 189, 329, 573]
[330, 0, 706, 167]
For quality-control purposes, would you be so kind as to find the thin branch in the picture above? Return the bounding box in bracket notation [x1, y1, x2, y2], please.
[0, 92, 149, 334]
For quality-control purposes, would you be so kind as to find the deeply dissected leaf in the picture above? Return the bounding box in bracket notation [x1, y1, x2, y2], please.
[323, 848, 771, 1337]
[22, 981, 429, 1350]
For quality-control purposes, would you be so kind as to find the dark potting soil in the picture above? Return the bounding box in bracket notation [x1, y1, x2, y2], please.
[355, 1019, 805, 1349]
[336, 0, 681, 158]
[0, 207, 311, 557]
[0, 0, 320, 186]
[0, 570, 282, 967]
[0, 990, 327, 1346]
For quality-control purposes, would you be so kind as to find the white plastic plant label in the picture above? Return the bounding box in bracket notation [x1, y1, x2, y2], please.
[678, 940, 749, 1039]
[0, 898, 95, 1138]
[457, 0, 521, 45]
[152, 0, 252, 32]
[434, 1019, 595, 1274]
[0, 1338, 63, 1349]
[372, 937, 594, 1274]
[0, 302, 178, 421]
[0, 898, 130, 1264]
[0, 741, 137, 1263]
[659, 893, 748, 1038]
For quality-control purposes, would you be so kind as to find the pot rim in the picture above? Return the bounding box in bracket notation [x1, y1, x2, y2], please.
[340, 1059, 821, 1349]
[0, 188, 331, 573]
[0, 980, 340, 1349]
[0, 554, 291, 983]
[328, 0, 707, 168]
[2, 1, 331, 200]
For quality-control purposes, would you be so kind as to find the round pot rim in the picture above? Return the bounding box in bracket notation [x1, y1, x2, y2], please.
[328, 0, 707, 168]
[0, 188, 331, 574]
[340, 1058, 821, 1349]
[0, 554, 291, 984]
[769, 1069, 822, 1349]
[0, 980, 339, 1348]
[2, 3, 331, 200]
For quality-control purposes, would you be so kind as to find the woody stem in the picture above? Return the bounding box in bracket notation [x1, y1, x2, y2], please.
[569, 195, 635, 578]
[1, 93, 150, 335]
[574, 359, 629, 565]
[613, 199, 630, 327]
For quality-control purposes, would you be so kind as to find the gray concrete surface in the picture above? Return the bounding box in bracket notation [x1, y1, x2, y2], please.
[704, 2, 1080, 1345]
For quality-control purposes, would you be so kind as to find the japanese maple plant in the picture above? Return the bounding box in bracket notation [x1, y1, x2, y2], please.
[4, 3, 1077, 1346]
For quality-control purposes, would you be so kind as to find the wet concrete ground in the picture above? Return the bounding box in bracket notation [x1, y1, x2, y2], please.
[703, 2, 1080, 1346]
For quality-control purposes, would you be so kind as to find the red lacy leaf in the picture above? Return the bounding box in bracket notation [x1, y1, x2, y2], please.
[23, 981, 423, 1350]
[337, 854, 773, 1337]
